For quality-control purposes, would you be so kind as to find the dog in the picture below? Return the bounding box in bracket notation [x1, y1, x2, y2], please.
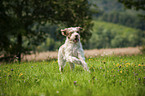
[58, 27, 89, 72]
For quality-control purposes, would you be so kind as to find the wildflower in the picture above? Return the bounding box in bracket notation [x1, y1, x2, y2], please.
[138, 64, 141, 66]
[116, 63, 119, 67]
[74, 81, 77, 85]
[118, 70, 119, 71]
[11, 69, 13, 71]
[126, 63, 130, 65]
[19, 73, 23, 77]
[138, 78, 141, 81]
[119, 66, 121, 68]
[31, 66, 33, 68]
[120, 71, 122, 73]
[144, 77, 145, 79]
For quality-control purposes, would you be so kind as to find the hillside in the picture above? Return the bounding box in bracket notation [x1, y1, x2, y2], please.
[90, 0, 145, 30]
[86, 21, 144, 49]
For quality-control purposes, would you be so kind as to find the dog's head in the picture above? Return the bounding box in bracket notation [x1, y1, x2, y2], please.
[61, 27, 82, 43]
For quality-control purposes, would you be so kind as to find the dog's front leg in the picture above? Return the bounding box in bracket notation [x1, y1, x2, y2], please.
[66, 56, 82, 65]
[80, 59, 90, 72]
[78, 51, 90, 72]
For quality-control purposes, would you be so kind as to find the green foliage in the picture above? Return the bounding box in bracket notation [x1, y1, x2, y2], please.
[36, 38, 61, 52]
[98, 12, 145, 30]
[87, 21, 144, 49]
[0, 0, 93, 62]
[90, 0, 124, 12]
[90, 0, 145, 31]
[118, 0, 145, 11]
[0, 55, 145, 95]
[117, 0, 145, 54]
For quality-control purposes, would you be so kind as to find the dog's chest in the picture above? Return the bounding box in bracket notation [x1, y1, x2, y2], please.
[72, 47, 78, 56]
[67, 44, 79, 57]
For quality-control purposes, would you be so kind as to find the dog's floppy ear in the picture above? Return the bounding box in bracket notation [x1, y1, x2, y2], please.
[77, 27, 83, 32]
[61, 28, 68, 36]
[77, 27, 82, 29]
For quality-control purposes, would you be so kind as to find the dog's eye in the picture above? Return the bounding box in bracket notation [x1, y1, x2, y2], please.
[69, 32, 73, 35]
[76, 31, 80, 33]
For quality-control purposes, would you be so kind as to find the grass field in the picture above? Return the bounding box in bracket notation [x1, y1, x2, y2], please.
[0, 55, 145, 96]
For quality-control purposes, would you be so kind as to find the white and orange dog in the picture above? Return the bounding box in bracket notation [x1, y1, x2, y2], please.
[58, 27, 89, 72]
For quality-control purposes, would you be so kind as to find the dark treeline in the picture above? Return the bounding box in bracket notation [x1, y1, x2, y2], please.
[96, 11, 145, 31]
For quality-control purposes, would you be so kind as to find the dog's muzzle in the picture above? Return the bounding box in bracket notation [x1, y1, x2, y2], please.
[73, 35, 79, 43]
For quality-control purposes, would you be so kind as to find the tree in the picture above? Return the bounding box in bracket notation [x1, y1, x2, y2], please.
[118, 0, 145, 53]
[0, 0, 93, 62]
[118, 0, 145, 19]
[118, 0, 145, 10]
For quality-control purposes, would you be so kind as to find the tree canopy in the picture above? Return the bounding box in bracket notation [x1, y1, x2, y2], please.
[118, 0, 145, 10]
[0, 0, 93, 62]
[118, 0, 145, 19]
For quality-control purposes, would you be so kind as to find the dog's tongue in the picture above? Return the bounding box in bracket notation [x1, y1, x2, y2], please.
[73, 39, 78, 43]
[74, 40, 77, 43]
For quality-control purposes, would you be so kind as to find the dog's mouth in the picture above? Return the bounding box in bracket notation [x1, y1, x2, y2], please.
[73, 38, 79, 43]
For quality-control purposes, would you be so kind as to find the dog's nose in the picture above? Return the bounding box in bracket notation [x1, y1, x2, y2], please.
[75, 35, 78, 38]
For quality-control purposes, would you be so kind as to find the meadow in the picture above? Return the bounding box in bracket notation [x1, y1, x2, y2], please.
[0, 54, 145, 96]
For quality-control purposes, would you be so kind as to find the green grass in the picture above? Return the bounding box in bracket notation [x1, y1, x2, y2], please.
[0, 55, 145, 96]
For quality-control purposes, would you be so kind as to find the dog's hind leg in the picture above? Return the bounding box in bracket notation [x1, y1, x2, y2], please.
[58, 58, 66, 72]
[58, 45, 66, 72]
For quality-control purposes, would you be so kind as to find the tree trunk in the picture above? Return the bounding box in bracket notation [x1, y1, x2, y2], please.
[17, 34, 22, 63]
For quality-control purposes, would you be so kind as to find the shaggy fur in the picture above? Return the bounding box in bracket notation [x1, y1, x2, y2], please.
[58, 27, 89, 72]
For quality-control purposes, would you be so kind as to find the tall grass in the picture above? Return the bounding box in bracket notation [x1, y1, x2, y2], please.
[0, 55, 145, 96]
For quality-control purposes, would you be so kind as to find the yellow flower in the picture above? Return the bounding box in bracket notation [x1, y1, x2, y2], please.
[126, 63, 130, 65]
[19, 73, 23, 76]
[116, 63, 119, 67]
[138, 64, 141, 66]
[120, 71, 122, 73]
